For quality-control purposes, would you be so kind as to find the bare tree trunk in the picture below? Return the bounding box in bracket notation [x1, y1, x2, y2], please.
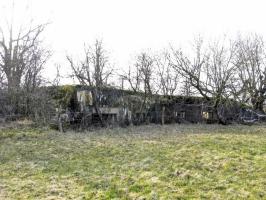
[58, 115, 64, 133]
[213, 98, 227, 125]
[155, 101, 160, 124]
[57, 106, 64, 132]
[252, 96, 265, 113]
[91, 89, 105, 127]
[161, 105, 165, 125]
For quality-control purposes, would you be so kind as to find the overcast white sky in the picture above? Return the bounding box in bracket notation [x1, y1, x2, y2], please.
[1, 0, 266, 84]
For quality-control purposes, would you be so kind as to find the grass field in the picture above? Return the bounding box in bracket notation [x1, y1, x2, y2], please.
[0, 124, 266, 199]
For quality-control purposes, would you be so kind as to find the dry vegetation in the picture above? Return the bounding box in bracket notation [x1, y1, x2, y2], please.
[0, 124, 266, 199]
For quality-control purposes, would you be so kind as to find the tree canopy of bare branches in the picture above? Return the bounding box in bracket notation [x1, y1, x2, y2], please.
[0, 23, 49, 90]
[67, 39, 113, 126]
[155, 51, 179, 96]
[123, 52, 156, 123]
[234, 34, 266, 112]
[0, 19, 50, 116]
[170, 37, 236, 124]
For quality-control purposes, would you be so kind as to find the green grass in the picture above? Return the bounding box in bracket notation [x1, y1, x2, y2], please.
[0, 124, 266, 199]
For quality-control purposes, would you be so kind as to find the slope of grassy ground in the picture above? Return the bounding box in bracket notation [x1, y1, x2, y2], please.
[0, 124, 266, 199]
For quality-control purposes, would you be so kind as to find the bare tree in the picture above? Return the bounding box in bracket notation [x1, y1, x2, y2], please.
[52, 64, 63, 87]
[234, 34, 266, 113]
[124, 62, 141, 93]
[138, 52, 155, 95]
[125, 52, 155, 94]
[67, 39, 113, 127]
[170, 37, 236, 124]
[0, 69, 5, 88]
[180, 77, 194, 97]
[0, 18, 50, 116]
[124, 52, 155, 123]
[0, 23, 48, 90]
[155, 51, 179, 96]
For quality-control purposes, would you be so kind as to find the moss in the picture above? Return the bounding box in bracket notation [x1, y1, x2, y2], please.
[53, 85, 77, 109]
